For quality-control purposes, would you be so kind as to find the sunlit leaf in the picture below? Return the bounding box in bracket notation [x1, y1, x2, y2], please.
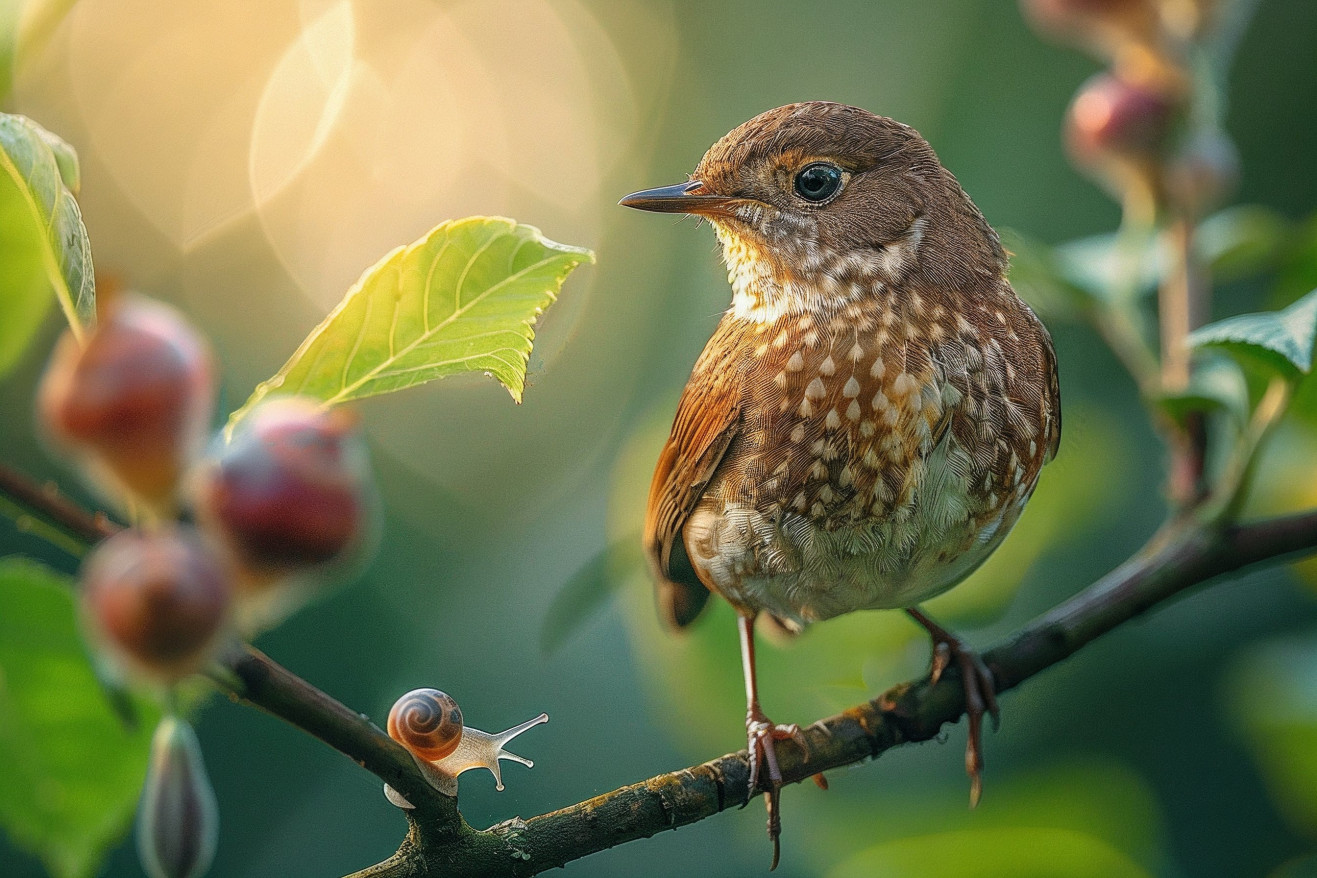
[227, 217, 593, 430]
[1189, 287, 1317, 376]
[0, 556, 158, 878]
[0, 112, 95, 379]
[827, 827, 1153, 878]
[541, 536, 644, 654]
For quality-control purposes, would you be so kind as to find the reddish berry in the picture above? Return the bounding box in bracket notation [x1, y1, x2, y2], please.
[81, 527, 232, 682]
[37, 296, 215, 512]
[1066, 72, 1181, 163]
[194, 397, 371, 584]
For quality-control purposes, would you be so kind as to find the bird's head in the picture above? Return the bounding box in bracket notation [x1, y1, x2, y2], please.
[621, 102, 1006, 322]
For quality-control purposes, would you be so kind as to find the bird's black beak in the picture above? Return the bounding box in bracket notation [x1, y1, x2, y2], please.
[619, 181, 741, 218]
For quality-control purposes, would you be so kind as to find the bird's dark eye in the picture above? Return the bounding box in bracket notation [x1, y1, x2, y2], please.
[793, 163, 843, 203]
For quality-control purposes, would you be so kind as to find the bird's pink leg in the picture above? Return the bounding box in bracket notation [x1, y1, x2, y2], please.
[906, 607, 1000, 807]
[739, 613, 804, 870]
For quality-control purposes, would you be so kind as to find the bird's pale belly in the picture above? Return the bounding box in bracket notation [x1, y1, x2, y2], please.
[684, 428, 1031, 624]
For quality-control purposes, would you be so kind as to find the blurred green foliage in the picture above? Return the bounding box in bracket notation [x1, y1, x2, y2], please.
[3, 1, 1317, 877]
[0, 558, 158, 878]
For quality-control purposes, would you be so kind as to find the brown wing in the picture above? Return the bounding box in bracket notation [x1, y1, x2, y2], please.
[644, 329, 743, 629]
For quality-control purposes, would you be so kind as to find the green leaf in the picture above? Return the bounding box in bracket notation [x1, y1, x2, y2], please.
[0, 556, 159, 878]
[541, 537, 644, 654]
[227, 216, 593, 430]
[1189, 287, 1317, 376]
[0, 112, 95, 379]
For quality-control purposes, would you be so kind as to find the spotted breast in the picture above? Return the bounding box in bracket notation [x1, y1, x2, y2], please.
[669, 277, 1057, 627]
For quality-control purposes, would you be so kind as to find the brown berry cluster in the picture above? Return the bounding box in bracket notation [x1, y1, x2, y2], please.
[38, 296, 376, 878]
[1021, 0, 1237, 220]
[38, 296, 375, 688]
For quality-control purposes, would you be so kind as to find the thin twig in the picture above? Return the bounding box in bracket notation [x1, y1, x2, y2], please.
[0, 463, 117, 545]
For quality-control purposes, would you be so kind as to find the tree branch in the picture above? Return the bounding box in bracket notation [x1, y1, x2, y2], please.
[345, 511, 1317, 878]
[6, 464, 1317, 878]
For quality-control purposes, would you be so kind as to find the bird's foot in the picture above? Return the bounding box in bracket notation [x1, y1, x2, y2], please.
[746, 708, 804, 870]
[910, 610, 999, 807]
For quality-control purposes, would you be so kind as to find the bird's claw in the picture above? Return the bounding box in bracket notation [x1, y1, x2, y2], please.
[745, 712, 802, 870]
[913, 614, 999, 808]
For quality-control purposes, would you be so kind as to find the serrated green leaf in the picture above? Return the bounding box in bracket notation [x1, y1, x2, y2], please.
[227, 216, 592, 430]
[0, 112, 95, 379]
[541, 537, 644, 655]
[1189, 287, 1317, 376]
[0, 556, 159, 878]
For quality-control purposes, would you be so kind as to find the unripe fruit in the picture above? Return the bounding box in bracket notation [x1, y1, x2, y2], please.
[81, 527, 232, 683]
[37, 296, 215, 513]
[193, 397, 371, 585]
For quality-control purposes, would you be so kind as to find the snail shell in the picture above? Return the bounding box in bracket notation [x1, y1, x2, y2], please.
[387, 688, 463, 760]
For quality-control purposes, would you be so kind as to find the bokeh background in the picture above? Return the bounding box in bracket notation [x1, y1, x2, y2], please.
[3, 0, 1317, 875]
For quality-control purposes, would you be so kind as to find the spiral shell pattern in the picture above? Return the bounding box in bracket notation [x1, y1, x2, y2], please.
[387, 688, 463, 760]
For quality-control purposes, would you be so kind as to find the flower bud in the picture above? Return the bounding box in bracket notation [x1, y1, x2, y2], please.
[81, 527, 232, 684]
[137, 716, 219, 878]
[37, 296, 215, 514]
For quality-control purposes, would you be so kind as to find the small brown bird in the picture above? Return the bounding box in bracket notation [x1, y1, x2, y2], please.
[622, 102, 1060, 866]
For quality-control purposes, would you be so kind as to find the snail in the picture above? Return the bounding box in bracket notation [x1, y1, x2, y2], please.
[383, 688, 548, 806]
